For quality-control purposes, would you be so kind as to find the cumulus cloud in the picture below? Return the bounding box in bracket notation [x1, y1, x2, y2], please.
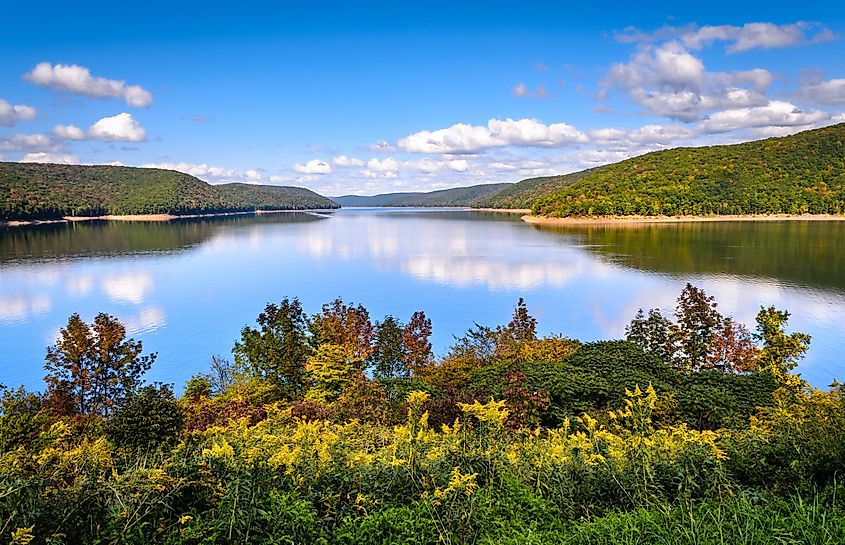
[332, 155, 365, 167]
[51, 124, 86, 140]
[23, 62, 153, 107]
[615, 22, 836, 53]
[0, 133, 58, 153]
[0, 99, 36, 126]
[699, 100, 829, 134]
[140, 162, 242, 183]
[797, 78, 845, 105]
[603, 40, 774, 121]
[245, 169, 262, 182]
[293, 159, 332, 174]
[398, 118, 587, 153]
[683, 22, 835, 53]
[589, 124, 694, 148]
[88, 113, 146, 142]
[20, 152, 80, 164]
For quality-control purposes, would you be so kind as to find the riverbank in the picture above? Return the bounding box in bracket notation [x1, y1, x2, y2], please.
[2, 208, 335, 227]
[521, 213, 845, 226]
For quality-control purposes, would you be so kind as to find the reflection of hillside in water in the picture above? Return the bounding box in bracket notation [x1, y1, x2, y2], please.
[0, 212, 328, 265]
[530, 221, 845, 295]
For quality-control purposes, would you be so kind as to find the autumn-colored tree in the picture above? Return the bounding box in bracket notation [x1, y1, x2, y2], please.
[754, 306, 811, 373]
[502, 366, 549, 429]
[402, 310, 433, 370]
[305, 344, 366, 403]
[707, 317, 759, 372]
[44, 313, 156, 416]
[233, 298, 311, 400]
[309, 298, 375, 361]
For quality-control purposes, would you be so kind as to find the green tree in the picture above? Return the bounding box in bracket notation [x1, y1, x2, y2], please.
[754, 306, 811, 373]
[106, 383, 184, 450]
[673, 283, 722, 372]
[44, 313, 156, 416]
[233, 298, 311, 400]
[372, 316, 407, 379]
[626, 308, 674, 362]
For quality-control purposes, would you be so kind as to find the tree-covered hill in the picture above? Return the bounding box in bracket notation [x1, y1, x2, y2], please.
[334, 182, 512, 207]
[477, 123, 845, 216]
[0, 163, 337, 221]
[213, 182, 338, 211]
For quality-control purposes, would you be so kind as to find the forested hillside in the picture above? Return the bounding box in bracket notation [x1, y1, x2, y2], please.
[334, 183, 511, 207]
[477, 123, 845, 216]
[0, 163, 337, 221]
[213, 182, 338, 211]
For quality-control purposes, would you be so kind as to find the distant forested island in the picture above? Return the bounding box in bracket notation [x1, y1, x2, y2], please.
[0, 163, 338, 222]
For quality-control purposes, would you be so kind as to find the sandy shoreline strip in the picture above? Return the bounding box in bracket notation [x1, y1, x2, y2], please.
[3, 209, 334, 227]
[521, 213, 845, 226]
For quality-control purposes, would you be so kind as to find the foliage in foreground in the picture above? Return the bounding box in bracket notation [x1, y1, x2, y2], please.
[0, 285, 842, 544]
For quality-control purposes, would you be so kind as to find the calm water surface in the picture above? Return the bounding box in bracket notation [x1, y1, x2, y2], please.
[1, 208, 843, 390]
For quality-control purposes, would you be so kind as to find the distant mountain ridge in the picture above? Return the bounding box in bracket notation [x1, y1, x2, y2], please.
[476, 123, 845, 216]
[0, 163, 338, 221]
[334, 183, 512, 207]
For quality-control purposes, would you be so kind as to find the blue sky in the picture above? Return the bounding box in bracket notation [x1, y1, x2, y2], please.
[1, 0, 844, 195]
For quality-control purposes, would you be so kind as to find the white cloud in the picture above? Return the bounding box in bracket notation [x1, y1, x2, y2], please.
[51, 124, 86, 140]
[797, 78, 845, 105]
[293, 159, 332, 174]
[332, 155, 365, 167]
[512, 83, 530, 97]
[448, 159, 468, 172]
[20, 152, 80, 164]
[699, 100, 829, 134]
[398, 118, 587, 153]
[366, 157, 400, 171]
[603, 40, 776, 122]
[682, 22, 835, 53]
[245, 169, 262, 182]
[0, 133, 59, 153]
[0, 99, 36, 126]
[141, 162, 242, 183]
[24, 62, 153, 107]
[615, 22, 836, 54]
[88, 112, 146, 142]
[589, 124, 694, 148]
[512, 83, 549, 98]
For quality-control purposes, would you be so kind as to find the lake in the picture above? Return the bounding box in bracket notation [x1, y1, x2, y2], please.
[1, 208, 843, 391]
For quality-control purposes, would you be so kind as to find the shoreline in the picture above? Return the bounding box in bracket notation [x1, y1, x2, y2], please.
[2, 208, 337, 227]
[470, 207, 532, 214]
[521, 213, 845, 226]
